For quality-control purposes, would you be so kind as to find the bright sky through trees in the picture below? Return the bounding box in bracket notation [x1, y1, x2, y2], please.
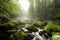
[18, 0, 30, 20]
[18, 0, 30, 12]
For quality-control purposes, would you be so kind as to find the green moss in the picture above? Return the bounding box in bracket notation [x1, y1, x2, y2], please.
[7, 30, 16, 34]
[10, 31, 25, 40]
[44, 21, 60, 32]
[52, 35, 60, 40]
[33, 20, 42, 27]
[26, 25, 38, 32]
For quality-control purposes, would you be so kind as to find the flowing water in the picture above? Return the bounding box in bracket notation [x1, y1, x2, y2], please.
[18, 23, 47, 40]
[24, 24, 47, 40]
[32, 28, 47, 40]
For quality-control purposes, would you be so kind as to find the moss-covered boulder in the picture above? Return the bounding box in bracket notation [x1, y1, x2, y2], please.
[26, 25, 38, 32]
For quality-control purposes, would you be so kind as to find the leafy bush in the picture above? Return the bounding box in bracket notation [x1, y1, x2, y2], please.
[44, 21, 60, 32]
[10, 31, 25, 40]
[32, 20, 48, 28]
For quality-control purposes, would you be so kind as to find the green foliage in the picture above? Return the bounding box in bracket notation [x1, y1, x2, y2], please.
[10, 31, 25, 40]
[26, 25, 38, 32]
[0, 0, 21, 40]
[32, 20, 48, 28]
[52, 35, 60, 40]
[7, 30, 16, 34]
[52, 32, 60, 35]
[0, 0, 21, 24]
[0, 0, 20, 17]
[0, 0, 60, 40]
[48, 0, 60, 20]
[44, 21, 60, 32]
[33, 20, 42, 27]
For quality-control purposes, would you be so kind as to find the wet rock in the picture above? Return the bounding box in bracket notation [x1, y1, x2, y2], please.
[25, 33, 35, 37]
[24, 33, 35, 40]
[35, 38, 40, 40]
[39, 30, 52, 39]
[26, 26, 38, 32]
[39, 31, 44, 36]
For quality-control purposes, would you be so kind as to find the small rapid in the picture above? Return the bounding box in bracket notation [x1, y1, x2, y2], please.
[32, 28, 47, 40]
[17, 23, 48, 40]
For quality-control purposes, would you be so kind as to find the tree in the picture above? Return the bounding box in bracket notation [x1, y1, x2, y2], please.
[0, 0, 21, 24]
[0, 0, 21, 40]
[28, 0, 35, 21]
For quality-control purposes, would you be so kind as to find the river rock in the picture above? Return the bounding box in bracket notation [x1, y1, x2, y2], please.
[35, 38, 40, 40]
[24, 33, 35, 40]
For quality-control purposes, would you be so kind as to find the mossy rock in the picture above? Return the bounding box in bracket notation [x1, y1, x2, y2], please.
[52, 35, 60, 40]
[26, 25, 38, 32]
[10, 31, 25, 40]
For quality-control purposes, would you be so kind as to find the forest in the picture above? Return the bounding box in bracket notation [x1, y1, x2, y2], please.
[0, 0, 60, 40]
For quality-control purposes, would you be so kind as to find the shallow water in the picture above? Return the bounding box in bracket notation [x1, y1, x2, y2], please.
[32, 28, 47, 40]
[18, 24, 48, 40]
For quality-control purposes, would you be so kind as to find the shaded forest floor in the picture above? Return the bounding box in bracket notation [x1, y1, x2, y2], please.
[0, 20, 60, 40]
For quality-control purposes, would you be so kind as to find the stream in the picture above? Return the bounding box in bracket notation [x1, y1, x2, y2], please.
[17, 23, 48, 40]
[32, 28, 47, 40]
